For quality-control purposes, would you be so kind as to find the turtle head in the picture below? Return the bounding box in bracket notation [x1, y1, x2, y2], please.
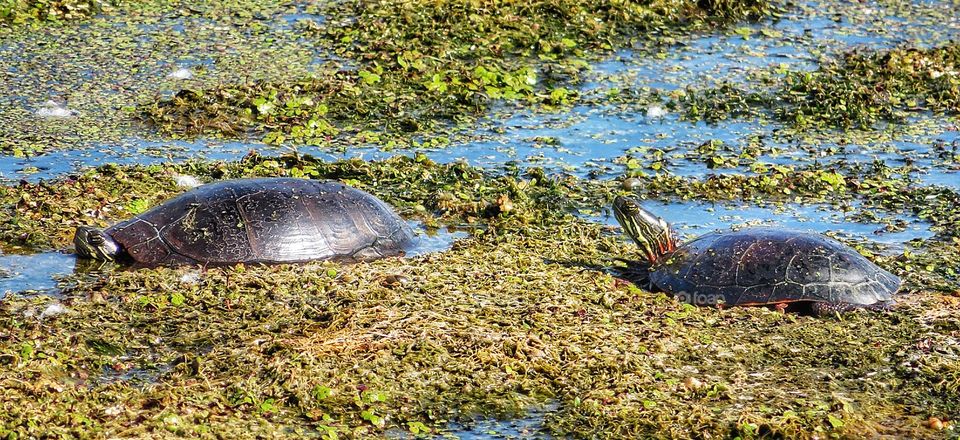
[613, 196, 677, 265]
[74, 226, 120, 261]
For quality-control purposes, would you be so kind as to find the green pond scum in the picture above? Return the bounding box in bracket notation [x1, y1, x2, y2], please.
[0, 0, 114, 25]
[0, 0, 334, 156]
[679, 43, 960, 129]
[2, 0, 960, 438]
[141, 0, 776, 147]
[0, 0, 781, 157]
[0, 154, 958, 438]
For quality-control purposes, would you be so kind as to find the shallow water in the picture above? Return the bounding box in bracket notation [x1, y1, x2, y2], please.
[2, 0, 957, 298]
[2, 1, 959, 438]
[1, 0, 958, 180]
[387, 405, 555, 439]
[438, 413, 553, 439]
[0, 251, 75, 297]
[4, 112, 958, 192]
[0, 138, 322, 181]
[408, 224, 471, 257]
[586, 0, 960, 91]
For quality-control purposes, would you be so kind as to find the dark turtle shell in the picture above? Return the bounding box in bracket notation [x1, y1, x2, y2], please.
[649, 228, 900, 306]
[104, 178, 415, 266]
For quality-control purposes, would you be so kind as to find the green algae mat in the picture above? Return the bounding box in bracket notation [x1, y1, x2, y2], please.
[1, 0, 775, 156]
[2, 0, 960, 438]
[1, 154, 958, 438]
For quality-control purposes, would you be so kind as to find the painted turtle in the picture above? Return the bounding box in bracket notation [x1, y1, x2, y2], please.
[74, 178, 416, 266]
[612, 196, 901, 314]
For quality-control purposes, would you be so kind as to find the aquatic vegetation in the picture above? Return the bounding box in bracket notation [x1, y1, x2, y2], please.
[5, 153, 958, 252]
[680, 43, 960, 129]
[0, 0, 114, 24]
[0, 153, 576, 249]
[0, 0, 325, 156]
[143, 66, 545, 145]
[142, 0, 777, 145]
[318, 0, 775, 64]
[678, 83, 767, 123]
[2, 0, 960, 438]
[777, 44, 960, 129]
[1, 154, 958, 438]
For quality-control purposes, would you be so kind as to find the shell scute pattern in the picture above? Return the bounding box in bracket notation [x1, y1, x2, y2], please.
[103, 178, 414, 266]
[650, 228, 900, 306]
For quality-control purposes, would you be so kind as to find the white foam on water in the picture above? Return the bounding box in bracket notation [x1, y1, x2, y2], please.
[39, 303, 68, 320]
[174, 174, 202, 188]
[646, 105, 668, 118]
[167, 67, 194, 80]
[35, 100, 77, 118]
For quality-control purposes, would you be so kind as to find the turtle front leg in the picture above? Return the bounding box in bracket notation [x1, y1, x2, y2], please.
[611, 257, 652, 283]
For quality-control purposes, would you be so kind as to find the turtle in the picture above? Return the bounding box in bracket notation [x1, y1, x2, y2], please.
[74, 178, 416, 267]
[612, 196, 901, 314]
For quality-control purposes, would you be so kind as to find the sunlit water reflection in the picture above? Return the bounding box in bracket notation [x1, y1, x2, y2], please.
[0, 251, 75, 297]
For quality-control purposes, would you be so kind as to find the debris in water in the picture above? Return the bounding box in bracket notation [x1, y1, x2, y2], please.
[647, 105, 667, 118]
[174, 174, 202, 188]
[103, 405, 124, 417]
[928, 417, 946, 430]
[683, 376, 705, 391]
[39, 302, 68, 320]
[179, 270, 201, 284]
[35, 100, 76, 118]
[167, 67, 194, 80]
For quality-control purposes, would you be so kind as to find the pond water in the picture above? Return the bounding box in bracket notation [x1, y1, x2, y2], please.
[633, 1, 955, 81]
[1, 0, 957, 298]
[592, 200, 932, 247]
[4, 110, 958, 191]
[388, 405, 556, 439]
[1, 0, 959, 434]
[0, 251, 75, 296]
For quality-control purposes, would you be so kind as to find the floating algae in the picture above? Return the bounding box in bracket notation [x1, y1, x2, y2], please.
[0, 154, 957, 438]
[2, 0, 960, 437]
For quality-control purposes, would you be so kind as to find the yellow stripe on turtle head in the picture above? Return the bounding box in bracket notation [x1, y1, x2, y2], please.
[613, 196, 677, 265]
